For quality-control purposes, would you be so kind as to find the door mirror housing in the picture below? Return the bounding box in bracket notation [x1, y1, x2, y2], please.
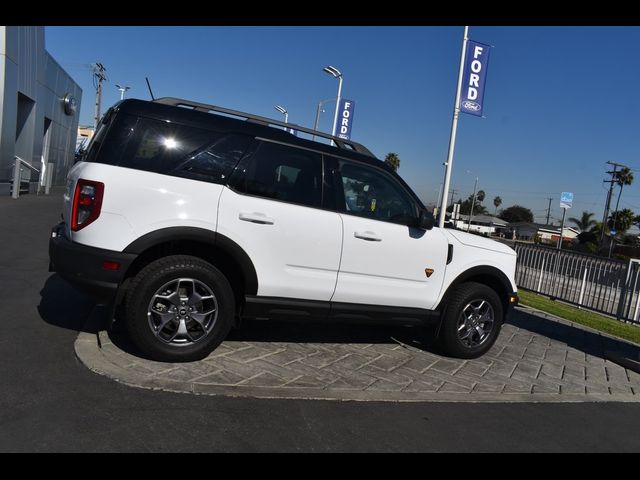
[417, 209, 435, 230]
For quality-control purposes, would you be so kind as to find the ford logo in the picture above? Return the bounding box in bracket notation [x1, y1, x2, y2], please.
[461, 101, 480, 111]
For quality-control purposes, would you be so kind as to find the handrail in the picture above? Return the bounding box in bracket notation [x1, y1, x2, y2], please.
[11, 155, 40, 199]
[14, 155, 40, 174]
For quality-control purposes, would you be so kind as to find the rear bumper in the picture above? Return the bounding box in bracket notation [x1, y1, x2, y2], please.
[49, 222, 136, 301]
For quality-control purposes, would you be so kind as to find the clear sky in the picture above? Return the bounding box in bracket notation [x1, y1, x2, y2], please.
[46, 26, 640, 227]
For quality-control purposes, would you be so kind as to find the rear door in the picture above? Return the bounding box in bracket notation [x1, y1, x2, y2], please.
[217, 140, 343, 301]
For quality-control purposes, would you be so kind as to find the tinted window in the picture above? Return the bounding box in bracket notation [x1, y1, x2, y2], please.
[169, 134, 251, 183]
[85, 113, 138, 165]
[123, 117, 216, 174]
[338, 160, 418, 224]
[234, 141, 322, 208]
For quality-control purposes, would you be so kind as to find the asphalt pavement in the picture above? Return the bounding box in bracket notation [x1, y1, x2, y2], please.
[1, 190, 640, 452]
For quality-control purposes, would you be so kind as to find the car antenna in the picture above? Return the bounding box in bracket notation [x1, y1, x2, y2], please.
[145, 77, 155, 100]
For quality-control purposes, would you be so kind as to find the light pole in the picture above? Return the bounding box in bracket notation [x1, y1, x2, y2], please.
[115, 84, 130, 100]
[466, 170, 478, 233]
[312, 98, 335, 141]
[322, 66, 342, 145]
[274, 105, 288, 131]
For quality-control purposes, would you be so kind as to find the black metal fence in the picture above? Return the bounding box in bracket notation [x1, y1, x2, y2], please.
[513, 242, 640, 324]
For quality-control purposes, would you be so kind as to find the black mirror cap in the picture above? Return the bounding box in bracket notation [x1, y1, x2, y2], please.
[419, 209, 435, 230]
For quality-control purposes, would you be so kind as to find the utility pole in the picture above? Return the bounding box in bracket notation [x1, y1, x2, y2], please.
[546, 197, 552, 225]
[467, 176, 478, 232]
[600, 161, 628, 246]
[93, 63, 107, 130]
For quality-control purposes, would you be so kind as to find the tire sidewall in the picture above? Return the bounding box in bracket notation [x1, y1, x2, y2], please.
[440, 283, 503, 359]
[126, 257, 234, 362]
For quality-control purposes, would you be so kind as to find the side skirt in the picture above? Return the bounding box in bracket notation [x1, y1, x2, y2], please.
[242, 295, 440, 326]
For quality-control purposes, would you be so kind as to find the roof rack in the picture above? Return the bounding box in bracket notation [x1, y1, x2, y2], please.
[152, 97, 376, 158]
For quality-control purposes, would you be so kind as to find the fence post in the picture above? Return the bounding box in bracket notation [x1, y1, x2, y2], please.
[616, 258, 633, 321]
[537, 255, 546, 292]
[578, 267, 588, 307]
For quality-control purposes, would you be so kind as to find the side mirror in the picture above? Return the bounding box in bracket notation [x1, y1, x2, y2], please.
[417, 209, 435, 230]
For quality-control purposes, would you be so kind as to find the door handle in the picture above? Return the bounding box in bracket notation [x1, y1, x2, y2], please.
[354, 231, 382, 242]
[239, 212, 275, 225]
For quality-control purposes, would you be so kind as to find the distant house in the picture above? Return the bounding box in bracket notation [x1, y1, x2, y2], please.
[509, 222, 579, 244]
[448, 213, 509, 235]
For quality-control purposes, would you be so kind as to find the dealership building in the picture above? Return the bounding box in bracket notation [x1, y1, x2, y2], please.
[0, 26, 82, 196]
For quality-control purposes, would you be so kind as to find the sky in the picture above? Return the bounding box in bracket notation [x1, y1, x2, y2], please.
[45, 26, 640, 227]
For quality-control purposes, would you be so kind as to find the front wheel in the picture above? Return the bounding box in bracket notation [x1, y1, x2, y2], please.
[438, 282, 503, 359]
[124, 255, 235, 362]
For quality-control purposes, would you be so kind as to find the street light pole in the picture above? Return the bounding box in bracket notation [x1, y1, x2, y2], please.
[312, 98, 334, 141]
[323, 66, 343, 146]
[467, 175, 478, 233]
[115, 84, 130, 100]
[274, 105, 288, 131]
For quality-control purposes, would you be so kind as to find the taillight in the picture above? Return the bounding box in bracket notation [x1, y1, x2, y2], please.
[71, 179, 104, 231]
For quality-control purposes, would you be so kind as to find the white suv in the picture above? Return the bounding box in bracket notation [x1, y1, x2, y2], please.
[49, 97, 518, 362]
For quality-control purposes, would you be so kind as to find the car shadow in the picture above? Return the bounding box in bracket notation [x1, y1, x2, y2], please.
[38, 274, 105, 334]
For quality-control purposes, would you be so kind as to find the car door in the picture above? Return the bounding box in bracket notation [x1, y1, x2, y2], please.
[329, 157, 449, 310]
[217, 139, 342, 301]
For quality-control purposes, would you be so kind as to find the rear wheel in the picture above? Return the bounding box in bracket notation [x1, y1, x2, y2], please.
[125, 255, 235, 362]
[438, 282, 503, 359]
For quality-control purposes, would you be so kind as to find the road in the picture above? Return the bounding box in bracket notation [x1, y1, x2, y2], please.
[1, 190, 640, 452]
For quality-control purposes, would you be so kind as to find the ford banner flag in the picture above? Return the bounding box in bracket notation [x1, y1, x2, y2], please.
[337, 99, 355, 140]
[459, 40, 491, 117]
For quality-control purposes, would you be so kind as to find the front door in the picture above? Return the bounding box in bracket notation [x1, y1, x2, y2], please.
[330, 158, 449, 310]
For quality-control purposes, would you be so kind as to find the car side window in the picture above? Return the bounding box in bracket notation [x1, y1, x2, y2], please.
[234, 141, 322, 209]
[337, 159, 418, 224]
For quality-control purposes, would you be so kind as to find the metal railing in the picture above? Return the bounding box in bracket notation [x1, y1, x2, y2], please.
[12, 156, 40, 199]
[513, 242, 640, 324]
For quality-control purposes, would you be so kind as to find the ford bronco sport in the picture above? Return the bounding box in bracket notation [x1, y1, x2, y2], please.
[49, 97, 518, 362]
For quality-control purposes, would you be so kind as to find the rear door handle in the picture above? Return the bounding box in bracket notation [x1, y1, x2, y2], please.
[239, 212, 275, 225]
[354, 231, 382, 242]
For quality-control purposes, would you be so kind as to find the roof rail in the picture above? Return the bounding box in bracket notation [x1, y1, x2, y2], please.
[152, 97, 376, 158]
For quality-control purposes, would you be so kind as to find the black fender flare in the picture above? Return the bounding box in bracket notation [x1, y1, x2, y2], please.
[437, 265, 514, 312]
[123, 227, 258, 295]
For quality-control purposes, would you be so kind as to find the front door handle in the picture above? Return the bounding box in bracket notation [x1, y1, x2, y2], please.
[239, 212, 275, 225]
[354, 231, 382, 242]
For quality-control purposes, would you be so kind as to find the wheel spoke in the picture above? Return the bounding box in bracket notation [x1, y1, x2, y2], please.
[474, 324, 486, 339]
[190, 309, 214, 325]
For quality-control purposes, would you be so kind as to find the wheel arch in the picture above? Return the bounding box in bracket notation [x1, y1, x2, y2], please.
[121, 227, 258, 305]
[437, 265, 513, 320]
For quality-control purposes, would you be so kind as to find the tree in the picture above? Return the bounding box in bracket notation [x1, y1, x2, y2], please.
[493, 196, 502, 215]
[609, 168, 634, 234]
[476, 190, 486, 203]
[384, 152, 400, 171]
[607, 208, 635, 234]
[499, 205, 534, 223]
[568, 211, 597, 232]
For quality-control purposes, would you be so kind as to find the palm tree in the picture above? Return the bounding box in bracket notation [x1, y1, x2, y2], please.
[569, 211, 597, 232]
[476, 190, 486, 203]
[611, 167, 634, 233]
[384, 152, 400, 171]
[493, 196, 502, 216]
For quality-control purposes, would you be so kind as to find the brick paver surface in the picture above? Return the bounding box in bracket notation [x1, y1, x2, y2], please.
[81, 306, 640, 401]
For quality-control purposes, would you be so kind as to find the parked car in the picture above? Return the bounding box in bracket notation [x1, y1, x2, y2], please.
[49, 97, 518, 362]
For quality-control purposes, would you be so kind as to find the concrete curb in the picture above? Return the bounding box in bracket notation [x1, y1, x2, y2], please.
[74, 306, 640, 404]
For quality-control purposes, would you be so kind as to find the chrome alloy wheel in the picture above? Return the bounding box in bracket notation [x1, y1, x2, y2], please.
[147, 278, 218, 346]
[456, 299, 495, 348]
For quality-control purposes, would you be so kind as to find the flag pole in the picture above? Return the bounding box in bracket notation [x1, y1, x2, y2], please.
[438, 25, 469, 228]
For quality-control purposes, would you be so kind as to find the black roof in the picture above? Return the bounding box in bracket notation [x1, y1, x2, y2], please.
[111, 97, 425, 209]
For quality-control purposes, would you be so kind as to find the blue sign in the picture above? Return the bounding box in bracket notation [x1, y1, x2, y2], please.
[459, 40, 491, 117]
[560, 191, 573, 209]
[337, 99, 355, 140]
[611, 229, 617, 236]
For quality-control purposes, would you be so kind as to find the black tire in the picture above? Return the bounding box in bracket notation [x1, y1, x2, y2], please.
[124, 255, 235, 362]
[437, 282, 503, 359]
